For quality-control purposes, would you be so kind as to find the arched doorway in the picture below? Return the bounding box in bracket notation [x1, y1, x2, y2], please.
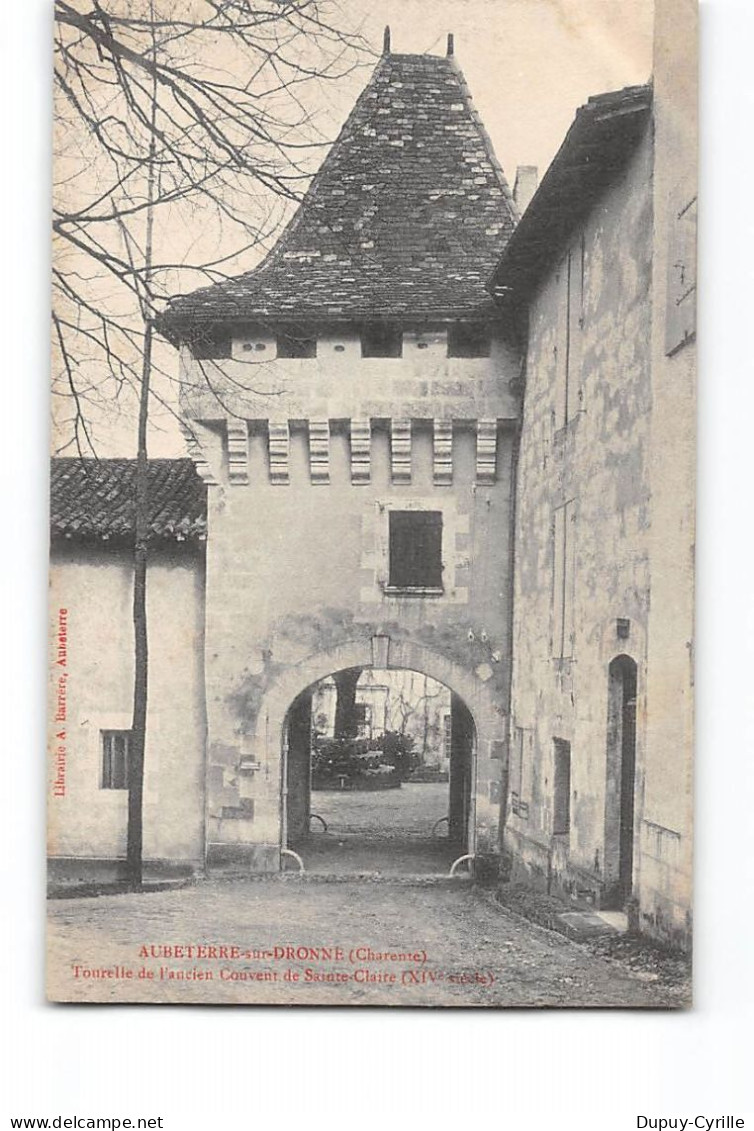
[603, 655, 638, 908]
[282, 665, 477, 876]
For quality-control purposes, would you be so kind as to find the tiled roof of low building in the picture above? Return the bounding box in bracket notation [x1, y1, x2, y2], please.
[488, 84, 653, 302]
[50, 458, 207, 543]
[159, 48, 517, 337]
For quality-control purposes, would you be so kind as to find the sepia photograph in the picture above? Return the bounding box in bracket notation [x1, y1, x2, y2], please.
[45, 0, 695, 1008]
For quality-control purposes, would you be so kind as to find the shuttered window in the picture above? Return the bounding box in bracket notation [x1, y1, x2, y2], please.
[101, 730, 131, 790]
[665, 195, 697, 355]
[553, 738, 571, 835]
[552, 500, 577, 658]
[190, 331, 231, 359]
[388, 510, 443, 590]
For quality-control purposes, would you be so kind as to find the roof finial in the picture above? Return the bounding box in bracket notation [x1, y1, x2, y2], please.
[383, 26, 391, 55]
[447, 33, 454, 56]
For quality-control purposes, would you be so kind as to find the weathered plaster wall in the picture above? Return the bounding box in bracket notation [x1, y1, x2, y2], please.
[181, 332, 519, 871]
[47, 544, 206, 870]
[506, 129, 654, 904]
[640, 0, 696, 951]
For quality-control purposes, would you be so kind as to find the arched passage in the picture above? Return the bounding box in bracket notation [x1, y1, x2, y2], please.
[247, 635, 505, 874]
[282, 665, 477, 875]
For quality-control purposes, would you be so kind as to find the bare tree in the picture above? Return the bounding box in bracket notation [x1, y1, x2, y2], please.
[52, 0, 369, 886]
[382, 673, 446, 759]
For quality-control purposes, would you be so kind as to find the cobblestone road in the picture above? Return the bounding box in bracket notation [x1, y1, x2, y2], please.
[47, 878, 687, 1008]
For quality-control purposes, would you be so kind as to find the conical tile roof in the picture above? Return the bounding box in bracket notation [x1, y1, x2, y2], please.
[161, 49, 517, 334]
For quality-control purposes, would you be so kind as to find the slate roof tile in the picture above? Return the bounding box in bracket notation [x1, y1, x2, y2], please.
[50, 459, 207, 544]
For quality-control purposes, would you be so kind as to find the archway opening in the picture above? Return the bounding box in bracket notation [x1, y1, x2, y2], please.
[603, 654, 638, 909]
[282, 666, 476, 876]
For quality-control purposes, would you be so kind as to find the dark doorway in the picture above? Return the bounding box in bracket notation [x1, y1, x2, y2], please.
[603, 655, 638, 908]
[282, 668, 475, 876]
[448, 694, 474, 846]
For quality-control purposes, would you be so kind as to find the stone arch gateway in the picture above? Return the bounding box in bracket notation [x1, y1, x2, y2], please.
[207, 635, 507, 874]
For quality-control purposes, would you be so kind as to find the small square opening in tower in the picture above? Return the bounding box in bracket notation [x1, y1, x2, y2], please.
[361, 324, 403, 358]
[101, 730, 131, 790]
[552, 738, 571, 835]
[277, 331, 317, 358]
[447, 323, 492, 358]
[189, 330, 231, 360]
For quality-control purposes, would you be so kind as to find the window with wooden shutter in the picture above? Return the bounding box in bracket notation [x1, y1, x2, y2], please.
[387, 510, 443, 591]
[552, 738, 571, 835]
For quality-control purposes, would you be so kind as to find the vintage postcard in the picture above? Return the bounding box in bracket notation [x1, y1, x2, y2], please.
[47, 0, 696, 1006]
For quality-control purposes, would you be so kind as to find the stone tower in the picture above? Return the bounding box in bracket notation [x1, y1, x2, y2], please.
[160, 36, 522, 873]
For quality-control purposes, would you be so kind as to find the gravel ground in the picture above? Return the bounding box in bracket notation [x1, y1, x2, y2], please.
[495, 882, 691, 1005]
[312, 781, 449, 835]
[47, 876, 688, 1008]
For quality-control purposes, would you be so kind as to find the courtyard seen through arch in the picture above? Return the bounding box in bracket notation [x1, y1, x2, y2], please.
[283, 666, 476, 876]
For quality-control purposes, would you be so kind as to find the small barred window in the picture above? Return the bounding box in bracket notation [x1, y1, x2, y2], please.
[101, 730, 131, 790]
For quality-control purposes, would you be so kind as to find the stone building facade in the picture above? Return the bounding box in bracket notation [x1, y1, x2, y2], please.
[48, 11, 695, 949]
[489, 0, 695, 951]
[157, 43, 521, 873]
[492, 85, 657, 914]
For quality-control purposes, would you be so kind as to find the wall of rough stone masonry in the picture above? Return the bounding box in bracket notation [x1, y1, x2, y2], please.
[180, 330, 520, 872]
[505, 128, 654, 907]
[47, 544, 207, 874]
[639, 0, 696, 952]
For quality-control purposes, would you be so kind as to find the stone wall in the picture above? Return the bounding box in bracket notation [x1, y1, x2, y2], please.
[506, 129, 654, 907]
[180, 328, 520, 871]
[640, 0, 697, 951]
[47, 544, 207, 874]
[179, 327, 520, 425]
